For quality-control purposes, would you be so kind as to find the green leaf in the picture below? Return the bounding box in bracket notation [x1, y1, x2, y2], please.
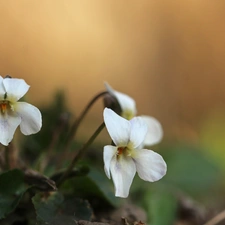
[61, 167, 120, 208]
[0, 169, 24, 194]
[144, 188, 177, 225]
[32, 192, 93, 225]
[162, 144, 222, 197]
[0, 169, 28, 219]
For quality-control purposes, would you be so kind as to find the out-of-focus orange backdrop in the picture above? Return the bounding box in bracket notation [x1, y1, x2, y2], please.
[1, 1, 225, 141]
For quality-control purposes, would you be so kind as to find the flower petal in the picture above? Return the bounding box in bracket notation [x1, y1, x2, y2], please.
[0, 113, 21, 146]
[129, 117, 148, 148]
[133, 149, 167, 182]
[103, 145, 117, 179]
[110, 154, 136, 198]
[0, 76, 5, 99]
[14, 102, 42, 135]
[3, 78, 30, 102]
[105, 82, 137, 119]
[140, 116, 163, 146]
[103, 108, 130, 146]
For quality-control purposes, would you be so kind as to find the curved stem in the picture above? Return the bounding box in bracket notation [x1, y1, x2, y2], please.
[63, 91, 107, 152]
[57, 122, 105, 187]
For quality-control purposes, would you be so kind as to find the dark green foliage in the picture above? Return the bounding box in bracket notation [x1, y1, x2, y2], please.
[60, 167, 121, 209]
[32, 192, 93, 225]
[0, 169, 29, 219]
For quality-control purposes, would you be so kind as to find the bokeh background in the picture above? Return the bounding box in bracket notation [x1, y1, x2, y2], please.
[1, 1, 225, 142]
[1, 1, 225, 223]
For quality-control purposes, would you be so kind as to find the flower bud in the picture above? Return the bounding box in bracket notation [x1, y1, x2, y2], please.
[103, 93, 122, 116]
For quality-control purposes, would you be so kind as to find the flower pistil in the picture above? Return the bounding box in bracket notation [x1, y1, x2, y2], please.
[0, 101, 11, 114]
[117, 147, 124, 156]
[117, 146, 132, 158]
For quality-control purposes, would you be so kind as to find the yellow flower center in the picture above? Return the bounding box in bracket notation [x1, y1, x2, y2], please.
[121, 110, 134, 120]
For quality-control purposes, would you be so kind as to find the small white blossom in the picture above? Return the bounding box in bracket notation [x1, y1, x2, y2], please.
[105, 82, 163, 146]
[103, 108, 167, 198]
[0, 76, 42, 146]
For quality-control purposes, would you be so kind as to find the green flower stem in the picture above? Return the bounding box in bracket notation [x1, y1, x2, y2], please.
[56, 122, 105, 187]
[63, 91, 107, 152]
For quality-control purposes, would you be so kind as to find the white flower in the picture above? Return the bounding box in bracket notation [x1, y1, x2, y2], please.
[0, 76, 42, 146]
[105, 82, 163, 146]
[103, 108, 167, 198]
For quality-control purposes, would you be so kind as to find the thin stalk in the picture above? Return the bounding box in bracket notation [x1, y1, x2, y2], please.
[63, 91, 107, 152]
[203, 209, 225, 225]
[56, 122, 105, 187]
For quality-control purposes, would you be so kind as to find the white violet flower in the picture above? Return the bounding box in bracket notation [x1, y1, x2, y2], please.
[0, 76, 42, 146]
[104, 82, 163, 146]
[103, 108, 167, 198]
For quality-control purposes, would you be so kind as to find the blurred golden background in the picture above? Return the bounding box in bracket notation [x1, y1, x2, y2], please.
[1, 0, 225, 143]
